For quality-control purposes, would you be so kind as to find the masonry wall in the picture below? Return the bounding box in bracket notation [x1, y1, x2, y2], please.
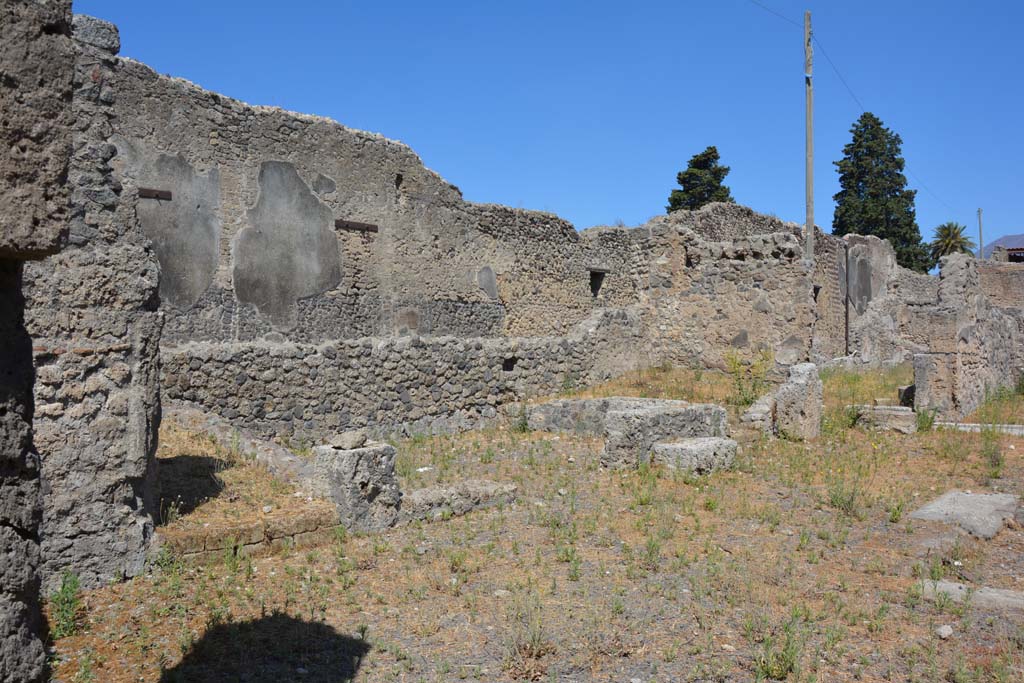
[23, 17, 163, 591]
[640, 220, 815, 369]
[809, 232, 848, 362]
[914, 255, 1024, 420]
[0, 0, 74, 679]
[163, 309, 646, 441]
[978, 261, 1024, 310]
[106, 59, 643, 346]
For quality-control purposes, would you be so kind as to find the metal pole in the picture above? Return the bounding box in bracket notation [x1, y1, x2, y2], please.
[804, 11, 814, 261]
[977, 208, 984, 259]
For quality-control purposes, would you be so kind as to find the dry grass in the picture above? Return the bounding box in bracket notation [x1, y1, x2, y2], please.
[48, 368, 1024, 683]
[156, 423, 319, 531]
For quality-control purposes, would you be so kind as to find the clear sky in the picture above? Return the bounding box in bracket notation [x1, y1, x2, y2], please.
[75, 0, 1022, 245]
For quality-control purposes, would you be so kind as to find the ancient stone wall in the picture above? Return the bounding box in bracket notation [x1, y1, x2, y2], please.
[914, 255, 1024, 419]
[163, 309, 646, 441]
[1, 0, 74, 679]
[641, 219, 815, 369]
[23, 17, 163, 590]
[978, 261, 1024, 310]
[671, 202, 799, 242]
[809, 232, 847, 362]
[107, 58, 641, 345]
[836, 235, 942, 366]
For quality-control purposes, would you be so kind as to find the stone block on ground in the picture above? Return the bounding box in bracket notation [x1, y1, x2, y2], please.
[650, 437, 737, 473]
[773, 362, 823, 440]
[923, 580, 1024, 613]
[528, 397, 730, 469]
[603, 399, 729, 468]
[910, 491, 1019, 539]
[851, 405, 918, 434]
[740, 394, 775, 435]
[399, 480, 517, 524]
[329, 430, 367, 451]
[309, 443, 401, 532]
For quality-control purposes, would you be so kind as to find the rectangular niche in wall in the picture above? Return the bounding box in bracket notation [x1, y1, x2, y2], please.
[502, 357, 518, 372]
[589, 268, 609, 297]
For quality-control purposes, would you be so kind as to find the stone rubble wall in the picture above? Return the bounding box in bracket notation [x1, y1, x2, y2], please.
[978, 261, 1024, 310]
[0, 1, 75, 679]
[22, 17, 163, 591]
[913, 255, 1024, 420]
[641, 221, 816, 369]
[108, 56, 643, 344]
[163, 309, 647, 441]
[809, 231, 848, 362]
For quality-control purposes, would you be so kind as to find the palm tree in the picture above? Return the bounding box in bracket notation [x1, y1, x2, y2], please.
[929, 222, 976, 263]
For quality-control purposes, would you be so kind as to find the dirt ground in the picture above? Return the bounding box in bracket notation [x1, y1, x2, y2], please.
[48, 365, 1024, 682]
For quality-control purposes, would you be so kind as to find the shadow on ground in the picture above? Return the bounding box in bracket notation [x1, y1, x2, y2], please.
[159, 613, 370, 682]
[157, 454, 228, 519]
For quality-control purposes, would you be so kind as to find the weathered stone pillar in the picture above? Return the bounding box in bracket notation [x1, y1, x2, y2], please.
[1, 1, 75, 679]
[24, 15, 163, 590]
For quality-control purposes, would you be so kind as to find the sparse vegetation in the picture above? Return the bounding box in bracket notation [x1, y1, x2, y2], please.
[49, 571, 82, 639]
[47, 368, 1024, 682]
[725, 348, 774, 407]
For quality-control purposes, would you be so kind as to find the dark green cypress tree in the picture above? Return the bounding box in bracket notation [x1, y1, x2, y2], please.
[833, 113, 931, 272]
[666, 146, 734, 213]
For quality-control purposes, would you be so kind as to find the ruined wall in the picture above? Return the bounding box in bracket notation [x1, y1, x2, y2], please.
[835, 235, 942, 366]
[671, 202, 799, 242]
[0, 0, 74, 679]
[914, 255, 1024, 419]
[978, 261, 1024, 310]
[641, 219, 815, 369]
[106, 59, 640, 345]
[23, 17, 163, 590]
[809, 232, 847, 362]
[163, 309, 646, 441]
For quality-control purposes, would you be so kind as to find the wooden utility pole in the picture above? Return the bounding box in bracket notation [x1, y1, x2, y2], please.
[977, 208, 984, 259]
[804, 11, 814, 260]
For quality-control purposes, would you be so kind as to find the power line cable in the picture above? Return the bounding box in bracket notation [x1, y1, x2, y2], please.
[811, 35, 867, 113]
[746, 0, 963, 216]
[746, 0, 801, 28]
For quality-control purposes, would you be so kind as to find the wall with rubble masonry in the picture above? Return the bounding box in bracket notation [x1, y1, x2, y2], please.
[23, 17, 163, 591]
[0, 0, 74, 679]
[15, 11, 1024, 608]
[913, 255, 1024, 419]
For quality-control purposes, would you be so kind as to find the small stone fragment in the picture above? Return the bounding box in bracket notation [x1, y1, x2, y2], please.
[329, 430, 367, 450]
[936, 624, 953, 639]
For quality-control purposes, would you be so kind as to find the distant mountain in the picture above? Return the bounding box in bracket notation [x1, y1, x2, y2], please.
[983, 233, 1024, 258]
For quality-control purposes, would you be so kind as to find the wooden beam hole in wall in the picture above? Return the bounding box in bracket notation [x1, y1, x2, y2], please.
[138, 188, 172, 201]
[335, 219, 379, 233]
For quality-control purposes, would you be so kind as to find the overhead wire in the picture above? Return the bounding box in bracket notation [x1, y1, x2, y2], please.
[745, 0, 963, 217]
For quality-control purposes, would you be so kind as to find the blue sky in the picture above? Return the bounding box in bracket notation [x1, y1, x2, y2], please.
[76, 0, 1023, 245]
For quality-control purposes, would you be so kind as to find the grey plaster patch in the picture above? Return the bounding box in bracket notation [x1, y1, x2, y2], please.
[125, 149, 221, 309]
[477, 265, 499, 300]
[234, 161, 341, 328]
[312, 172, 336, 196]
[923, 580, 1024, 613]
[910, 491, 1019, 539]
